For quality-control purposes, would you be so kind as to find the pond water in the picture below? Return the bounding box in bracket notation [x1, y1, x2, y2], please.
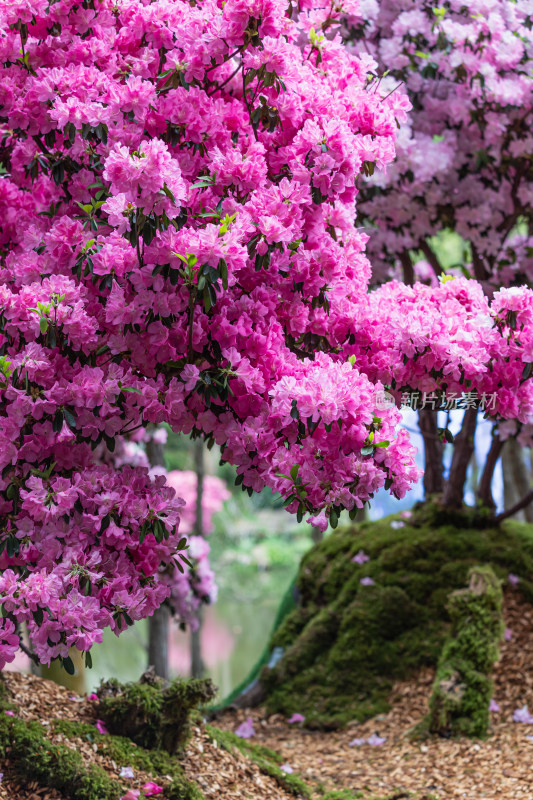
[83, 562, 296, 699]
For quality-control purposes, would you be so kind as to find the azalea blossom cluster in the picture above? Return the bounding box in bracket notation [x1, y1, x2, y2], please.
[348, 0, 533, 286]
[348, 278, 533, 424]
[0, 0, 417, 667]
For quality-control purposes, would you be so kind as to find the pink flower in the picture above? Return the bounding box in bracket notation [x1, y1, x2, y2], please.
[142, 782, 163, 796]
[287, 713, 305, 724]
[508, 574, 520, 586]
[120, 792, 140, 800]
[4, 711, 14, 717]
[360, 577, 375, 586]
[88, 693, 98, 701]
[235, 717, 255, 739]
[96, 719, 108, 734]
[504, 628, 513, 641]
[489, 699, 500, 713]
[280, 763, 293, 774]
[352, 550, 370, 565]
[348, 737, 366, 746]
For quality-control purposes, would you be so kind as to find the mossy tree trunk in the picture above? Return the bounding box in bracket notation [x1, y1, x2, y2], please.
[426, 565, 504, 738]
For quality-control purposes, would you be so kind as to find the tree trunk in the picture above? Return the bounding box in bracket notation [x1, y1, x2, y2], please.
[418, 408, 445, 496]
[146, 433, 170, 680]
[477, 434, 504, 511]
[501, 438, 533, 522]
[191, 439, 205, 679]
[442, 408, 478, 509]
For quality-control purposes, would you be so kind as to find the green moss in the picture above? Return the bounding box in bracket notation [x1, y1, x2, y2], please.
[205, 724, 313, 798]
[0, 714, 120, 800]
[425, 566, 503, 738]
[54, 719, 205, 800]
[255, 509, 533, 729]
[98, 674, 216, 754]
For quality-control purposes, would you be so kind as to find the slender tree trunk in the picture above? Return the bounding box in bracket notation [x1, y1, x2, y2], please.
[191, 439, 205, 679]
[442, 408, 478, 509]
[418, 408, 445, 496]
[477, 434, 504, 511]
[146, 433, 170, 680]
[501, 438, 533, 522]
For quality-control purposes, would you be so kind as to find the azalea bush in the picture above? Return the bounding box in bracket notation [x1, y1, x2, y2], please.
[0, 0, 533, 674]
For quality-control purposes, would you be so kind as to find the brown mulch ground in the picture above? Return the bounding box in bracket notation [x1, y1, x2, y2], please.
[1, 588, 533, 800]
[214, 589, 533, 800]
[0, 671, 294, 800]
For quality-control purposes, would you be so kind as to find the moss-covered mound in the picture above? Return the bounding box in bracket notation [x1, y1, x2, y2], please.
[259, 506, 533, 729]
[425, 565, 504, 737]
[97, 672, 216, 754]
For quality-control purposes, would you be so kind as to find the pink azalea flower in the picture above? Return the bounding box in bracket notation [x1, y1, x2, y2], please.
[504, 628, 512, 641]
[352, 550, 369, 564]
[513, 705, 533, 724]
[142, 782, 163, 796]
[4, 711, 14, 717]
[489, 699, 500, 713]
[95, 719, 109, 734]
[120, 792, 140, 800]
[367, 733, 386, 746]
[280, 763, 293, 774]
[360, 577, 375, 586]
[287, 713, 305, 724]
[235, 717, 255, 739]
[400, 511, 412, 519]
[88, 693, 99, 701]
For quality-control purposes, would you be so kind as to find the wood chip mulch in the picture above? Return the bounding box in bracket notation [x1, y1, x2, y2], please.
[215, 589, 533, 800]
[0, 672, 294, 800]
[1, 588, 533, 799]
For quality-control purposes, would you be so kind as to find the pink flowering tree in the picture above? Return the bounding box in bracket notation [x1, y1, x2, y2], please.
[343, 0, 533, 509]
[0, 0, 533, 675]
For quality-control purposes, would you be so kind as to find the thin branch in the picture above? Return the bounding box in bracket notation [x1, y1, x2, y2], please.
[477, 434, 504, 510]
[419, 240, 444, 278]
[19, 638, 40, 666]
[399, 250, 414, 285]
[494, 488, 533, 524]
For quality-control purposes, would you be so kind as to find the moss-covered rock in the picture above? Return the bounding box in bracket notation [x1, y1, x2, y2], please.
[97, 672, 216, 754]
[425, 565, 504, 738]
[257, 506, 533, 729]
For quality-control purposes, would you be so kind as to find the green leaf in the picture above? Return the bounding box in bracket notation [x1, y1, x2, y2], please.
[39, 317, 49, 335]
[374, 440, 390, 448]
[121, 386, 142, 394]
[64, 408, 77, 430]
[85, 650, 93, 669]
[290, 464, 300, 482]
[360, 445, 375, 456]
[62, 656, 75, 675]
[329, 509, 338, 529]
